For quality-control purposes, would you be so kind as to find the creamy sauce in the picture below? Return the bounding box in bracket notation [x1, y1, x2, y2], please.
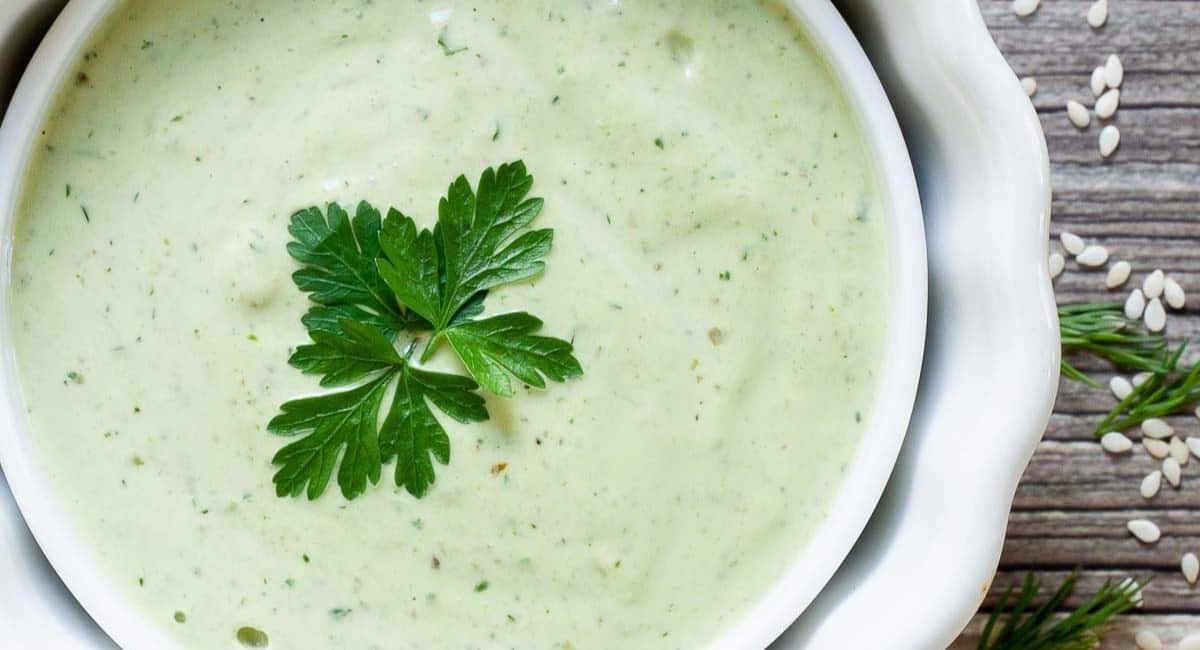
[9, 1, 889, 647]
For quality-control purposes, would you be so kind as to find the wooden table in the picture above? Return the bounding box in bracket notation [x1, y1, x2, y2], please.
[951, 1, 1200, 646]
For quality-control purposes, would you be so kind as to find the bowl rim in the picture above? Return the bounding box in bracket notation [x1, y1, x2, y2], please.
[0, 1, 926, 648]
[713, 1, 926, 647]
[776, 0, 1058, 646]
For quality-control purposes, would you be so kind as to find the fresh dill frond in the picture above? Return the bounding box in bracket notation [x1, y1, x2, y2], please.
[1059, 302, 1170, 388]
[977, 571, 1143, 650]
[1095, 343, 1200, 436]
[1057, 303, 1200, 436]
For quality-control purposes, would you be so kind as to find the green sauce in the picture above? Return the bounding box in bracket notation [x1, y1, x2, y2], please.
[9, 0, 889, 647]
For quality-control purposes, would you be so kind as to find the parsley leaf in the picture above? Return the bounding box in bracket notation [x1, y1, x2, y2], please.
[378, 161, 552, 333]
[269, 321, 484, 499]
[381, 364, 487, 496]
[288, 202, 428, 334]
[269, 370, 390, 500]
[271, 161, 581, 501]
[373, 209, 441, 325]
[300, 302, 405, 338]
[289, 319, 402, 387]
[376, 161, 577, 394]
[443, 313, 583, 397]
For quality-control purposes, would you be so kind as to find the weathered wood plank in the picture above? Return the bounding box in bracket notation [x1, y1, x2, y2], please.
[1039, 413, 1200, 441]
[980, 1, 1200, 68]
[1051, 382, 1200, 421]
[1014, 441, 1200, 509]
[1025, 73, 1200, 113]
[953, 613, 1200, 649]
[1052, 261, 1200, 296]
[983, 569, 1196, 612]
[1041, 107, 1200, 165]
[1001, 509, 1200, 568]
[984, 0, 1200, 114]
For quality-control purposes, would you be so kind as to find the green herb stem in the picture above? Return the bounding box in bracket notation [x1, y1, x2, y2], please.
[1059, 302, 1170, 388]
[1095, 342, 1200, 435]
[978, 571, 1144, 650]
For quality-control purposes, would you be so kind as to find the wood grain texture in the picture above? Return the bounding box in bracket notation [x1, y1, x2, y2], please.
[951, 614, 1200, 649]
[953, 1, 1200, 646]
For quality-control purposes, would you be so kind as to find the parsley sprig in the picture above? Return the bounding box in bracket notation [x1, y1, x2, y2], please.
[269, 161, 582, 500]
[977, 572, 1143, 650]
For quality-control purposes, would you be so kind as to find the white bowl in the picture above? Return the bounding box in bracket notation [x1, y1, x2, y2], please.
[0, 1, 927, 648]
[778, 0, 1057, 647]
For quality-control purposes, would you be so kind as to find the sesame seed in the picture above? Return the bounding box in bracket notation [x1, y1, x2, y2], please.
[1091, 66, 1108, 96]
[1067, 100, 1091, 128]
[1125, 288, 1147, 319]
[1144, 269, 1166, 298]
[1101, 431, 1133, 453]
[1127, 519, 1161, 544]
[1145, 297, 1167, 333]
[1087, 0, 1109, 28]
[1135, 629, 1164, 650]
[1185, 554, 1200, 586]
[1012, 0, 1040, 17]
[1164, 277, 1186, 309]
[1020, 77, 1037, 97]
[1144, 438, 1170, 459]
[1076, 244, 1109, 267]
[1110, 376, 1133, 400]
[1105, 53, 1124, 88]
[1060, 231, 1085, 256]
[1143, 418, 1174, 439]
[1099, 124, 1121, 157]
[1048, 252, 1065, 279]
[1187, 437, 1200, 460]
[1095, 88, 1120, 119]
[1164, 457, 1182, 487]
[1106, 261, 1132, 288]
[1172, 437, 1191, 465]
[1141, 471, 1162, 499]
